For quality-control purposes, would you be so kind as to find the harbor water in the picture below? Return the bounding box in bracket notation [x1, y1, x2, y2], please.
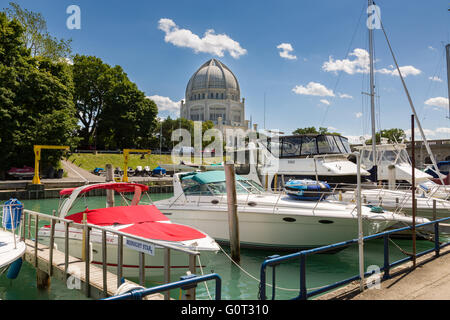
[0, 194, 436, 300]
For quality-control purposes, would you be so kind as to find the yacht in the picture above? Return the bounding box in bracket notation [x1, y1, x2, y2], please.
[233, 133, 370, 190]
[154, 170, 427, 251]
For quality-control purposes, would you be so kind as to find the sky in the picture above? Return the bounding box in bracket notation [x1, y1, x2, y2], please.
[3, 0, 450, 143]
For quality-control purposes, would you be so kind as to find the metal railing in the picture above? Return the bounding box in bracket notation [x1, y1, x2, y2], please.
[20, 208, 201, 299]
[259, 216, 450, 300]
[103, 273, 222, 300]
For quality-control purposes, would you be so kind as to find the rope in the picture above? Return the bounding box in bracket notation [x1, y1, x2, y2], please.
[217, 243, 327, 294]
[196, 254, 212, 300]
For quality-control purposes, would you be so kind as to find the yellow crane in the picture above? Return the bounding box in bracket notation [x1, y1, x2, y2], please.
[122, 149, 151, 182]
[32, 145, 70, 184]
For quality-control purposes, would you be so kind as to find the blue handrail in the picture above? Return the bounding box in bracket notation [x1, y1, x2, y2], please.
[103, 273, 222, 300]
[259, 217, 450, 300]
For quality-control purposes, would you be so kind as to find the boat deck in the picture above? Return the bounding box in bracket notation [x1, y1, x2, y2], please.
[23, 239, 164, 300]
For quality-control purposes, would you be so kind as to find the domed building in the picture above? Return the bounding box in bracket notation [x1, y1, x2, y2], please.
[181, 59, 248, 131]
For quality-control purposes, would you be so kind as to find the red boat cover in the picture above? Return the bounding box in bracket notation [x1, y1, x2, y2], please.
[59, 183, 149, 196]
[66, 205, 169, 225]
[120, 222, 207, 241]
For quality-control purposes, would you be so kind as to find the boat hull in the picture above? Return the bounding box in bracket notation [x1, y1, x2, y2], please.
[156, 205, 396, 251]
[37, 227, 218, 279]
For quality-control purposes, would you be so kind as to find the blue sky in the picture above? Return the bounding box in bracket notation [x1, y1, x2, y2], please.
[4, 0, 449, 142]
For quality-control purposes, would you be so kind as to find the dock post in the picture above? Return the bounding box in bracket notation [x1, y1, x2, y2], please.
[164, 248, 171, 300]
[102, 230, 108, 297]
[36, 269, 50, 290]
[383, 234, 390, 279]
[225, 163, 240, 264]
[106, 164, 115, 207]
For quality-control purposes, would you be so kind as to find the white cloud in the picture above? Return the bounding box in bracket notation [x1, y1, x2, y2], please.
[322, 48, 421, 77]
[320, 99, 330, 105]
[322, 48, 370, 75]
[147, 95, 181, 115]
[292, 82, 335, 97]
[277, 43, 297, 60]
[428, 76, 442, 82]
[158, 18, 247, 59]
[428, 46, 436, 51]
[355, 112, 363, 118]
[377, 65, 422, 77]
[436, 127, 450, 134]
[404, 128, 436, 138]
[424, 97, 449, 109]
[338, 93, 353, 99]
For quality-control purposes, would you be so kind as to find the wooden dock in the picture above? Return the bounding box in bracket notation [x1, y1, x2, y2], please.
[23, 239, 164, 300]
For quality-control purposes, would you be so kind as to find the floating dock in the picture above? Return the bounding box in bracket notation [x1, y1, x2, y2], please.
[23, 239, 164, 300]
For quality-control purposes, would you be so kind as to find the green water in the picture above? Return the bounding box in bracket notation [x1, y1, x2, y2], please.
[1, 194, 436, 300]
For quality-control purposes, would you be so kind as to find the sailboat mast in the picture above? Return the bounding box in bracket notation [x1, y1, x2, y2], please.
[446, 44, 450, 119]
[368, 0, 377, 169]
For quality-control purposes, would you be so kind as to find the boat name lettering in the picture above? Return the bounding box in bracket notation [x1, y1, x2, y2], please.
[125, 238, 155, 256]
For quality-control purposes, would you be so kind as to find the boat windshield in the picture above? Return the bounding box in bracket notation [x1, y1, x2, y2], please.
[182, 178, 265, 196]
[266, 135, 351, 158]
[361, 147, 411, 166]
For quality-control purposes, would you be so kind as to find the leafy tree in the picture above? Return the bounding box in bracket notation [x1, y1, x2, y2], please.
[72, 55, 158, 149]
[292, 126, 340, 135]
[0, 12, 78, 176]
[4, 2, 72, 60]
[365, 128, 406, 145]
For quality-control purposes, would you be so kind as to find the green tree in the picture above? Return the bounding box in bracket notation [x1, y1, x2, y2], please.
[4, 2, 72, 60]
[72, 55, 158, 149]
[365, 128, 406, 145]
[0, 12, 78, 176]
[292, 126, 340, 135]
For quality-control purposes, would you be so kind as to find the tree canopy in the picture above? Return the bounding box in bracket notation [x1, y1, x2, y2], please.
[72, 55, 158, 149]
[4, 2, 72, 60]
[364, 128, 407, 145]
[0, 12, 78, 175]
[292, 126, 340, 135]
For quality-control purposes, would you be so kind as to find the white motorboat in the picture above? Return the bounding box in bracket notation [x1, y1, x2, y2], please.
[37, 183, 219, 278]
[154, 171, 427, 251]
[1, 202, 26, 277]
[340, 188, 450, 219]
[356, 142, 433, 185]
[237, 134, 370, 190]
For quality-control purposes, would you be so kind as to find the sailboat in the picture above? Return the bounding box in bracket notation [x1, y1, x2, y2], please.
[340, 0, 450, 217]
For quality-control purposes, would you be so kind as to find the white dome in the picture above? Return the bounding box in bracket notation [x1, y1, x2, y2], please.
[186, 59, 240, 98]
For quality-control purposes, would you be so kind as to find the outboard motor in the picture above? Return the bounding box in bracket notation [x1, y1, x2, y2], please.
[135, 166, 143, 177]
[144, 166, 151, 176]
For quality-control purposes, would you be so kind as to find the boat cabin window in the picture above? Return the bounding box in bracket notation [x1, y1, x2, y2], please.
[266, 134, 351, 158]
[301, 136, 317, 155]
[317, 135, 341, 154]
[281, 136, 302, 157]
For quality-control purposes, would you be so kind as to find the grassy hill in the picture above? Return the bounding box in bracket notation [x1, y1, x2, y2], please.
[68, 153, 174, 172]
[68, 153, 225, 172]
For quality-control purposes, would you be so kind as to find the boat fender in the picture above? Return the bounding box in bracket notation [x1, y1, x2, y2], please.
[115, 282, 151, 300]
[7, 258, 23, 280]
